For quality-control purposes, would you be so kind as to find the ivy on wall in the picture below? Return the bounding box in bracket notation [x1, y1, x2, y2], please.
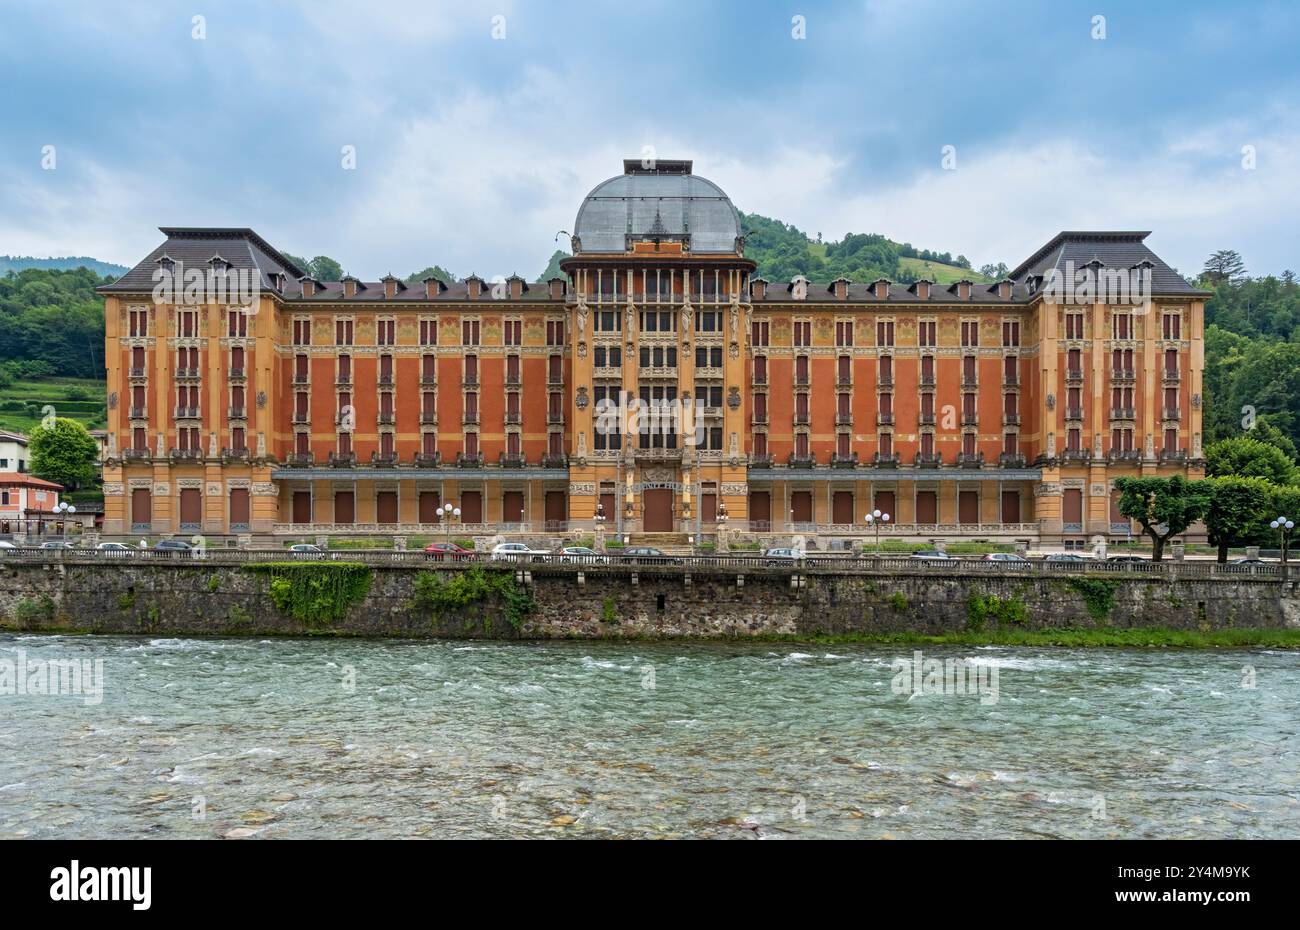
[242, 562, 373, 626]
[409, 567, 535, 632]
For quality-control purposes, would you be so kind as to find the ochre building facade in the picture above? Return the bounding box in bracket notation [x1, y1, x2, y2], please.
[98, 159, 1208, 544]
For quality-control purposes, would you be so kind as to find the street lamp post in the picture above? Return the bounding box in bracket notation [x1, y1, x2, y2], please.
[437, 503, 461, 545]
[40, 500, 77, 542]
[865, 508, 890, 556]
[1270, 515, 1294, 573]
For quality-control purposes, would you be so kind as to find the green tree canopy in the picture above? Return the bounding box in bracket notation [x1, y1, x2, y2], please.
[1205, 436, 1297, 485]
[29, 417, 99, 490]
[1113, 475, 1213, 561]
[1203, 476, 1274, 562]
[405, 265, 456, 286]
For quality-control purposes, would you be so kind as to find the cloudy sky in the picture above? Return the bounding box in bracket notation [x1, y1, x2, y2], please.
[2, 0, 1298, 280]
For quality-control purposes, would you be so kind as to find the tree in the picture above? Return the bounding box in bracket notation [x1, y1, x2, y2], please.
[1202, 249, 1245, 285]
[406, 265, 456, 286]
[1113, 475, 1212, 561]
[29, 417, 99, 491]
[1205, 436, 1297, 485]
[532, 251, 567, 283]
[307, 256, 344, 281]
[1203, 476, 1273, 562]
[1250, 418, 1299, 463]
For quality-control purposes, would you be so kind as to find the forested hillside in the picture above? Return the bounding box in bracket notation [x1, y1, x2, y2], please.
[0, 255, 127, 277]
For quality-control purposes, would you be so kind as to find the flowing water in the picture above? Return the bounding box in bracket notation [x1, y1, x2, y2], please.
[1, 634, 1297, 839]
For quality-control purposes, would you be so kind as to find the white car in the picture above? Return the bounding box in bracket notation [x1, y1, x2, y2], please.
[0, 540, 18, 551]
[96, 542, 134, 555]
[490, 542, 549, 563]
[557, 545, 607, 564]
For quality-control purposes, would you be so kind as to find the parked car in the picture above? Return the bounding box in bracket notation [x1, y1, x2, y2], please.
[984, 552, 1028, 562]
[1107, 555, 1147, 563]
[40, 541, 75, 550]
[425, 541, 474, 561]
[763, 547, 805, 566]
[95, 542, 134, 556]
[489, 542, 548, 562]
[557, 545, 607, 564]
[1044, 552, 1088, 563]
[911, 550, 952, 562]
[289, 543, 325, 558]
[619, 546, 680, 565]
[1230, 556, 1268, 564]
[0, 540, 18, 551]
[154, 539, 193, 551]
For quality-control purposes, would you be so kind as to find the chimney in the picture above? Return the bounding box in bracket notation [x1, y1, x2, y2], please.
[789, 276, 809, 300]
[507, 274, 524, 300]
[466, 275, 484, 299]
[954, 279, 972, 300]
[548, 276, 567, 300]
[423, 276, 445, 299]
[300, 277, 317, 298]
[873, 278, 891, 301]
[832, 278, 849, 300]
[915, 280, 931, 300]
[342, 275, 362, 299]
[750, 277, 767, 301]
[997, 279, 1012, 299]
[381, 274, 404, 299]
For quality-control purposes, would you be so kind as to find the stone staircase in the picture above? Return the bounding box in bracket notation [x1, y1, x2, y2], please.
[624, 532, 696, 554]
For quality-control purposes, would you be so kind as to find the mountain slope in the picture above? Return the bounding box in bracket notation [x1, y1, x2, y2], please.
[0, 255, 127, 278]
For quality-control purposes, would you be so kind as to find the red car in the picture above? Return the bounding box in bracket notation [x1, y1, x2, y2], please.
[424, 541, 473, 561]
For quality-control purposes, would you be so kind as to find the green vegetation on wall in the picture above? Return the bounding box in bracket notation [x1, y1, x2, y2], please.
[966, 589, 1028, 630]
[409, 566, 535, 631]
[1065, 577, 1120, 620]
[243, 562, 373, 626]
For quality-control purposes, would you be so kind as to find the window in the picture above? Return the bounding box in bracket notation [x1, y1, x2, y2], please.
[227, 309, 248, 337]
[1165, 349, 1179, 375]
[835, 321, 854, 346]
[694, 311, 721, 332]
[751, 320, 769, 346]
[376, 319, 395, 346]
[793, 321, 811, 347]
[1113, 312, 1132, 340]
[293, 318, 311, 345]
[419, 318, 437, 346]
[129, 308, 148, 337]
[462, 318, 480, 346]
[504, 320, 522, 346]
[876, 320, 894, 347]
[1162, 312, 1182, 340]
[961, 320, 979, 347]
[1065, 312, 1084, 340]
[1002, 320, 1019, 347]
[546, 319, 565, 345]
[918, 320, 936, 347]
[176, 308, 199, 338]
[753, 355, 767, 384]
[595, 310, 621, 332]
[1164, 429, 1178, 453]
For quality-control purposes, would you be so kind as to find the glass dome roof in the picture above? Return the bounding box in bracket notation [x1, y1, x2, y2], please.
[574, 162, 742, 254]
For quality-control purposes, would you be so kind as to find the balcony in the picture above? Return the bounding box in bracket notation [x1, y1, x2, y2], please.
[749, 453, 774, 468]
[696, 365, 724, 379]
[168, 447, 203, 463]
[877, 412, 895, 426]
[292, 411, 310, 424]
[378, 373, 394, 387]
[420, 374, 437, 388]
[462, 411, 480, 426]
[828, 451, 856, 469]
[915, 452, 942, 468]
[462, 373, 480, 387]
[1159, 448, 1188, 463]
[1163, 407, 1182, 421]
[794, 412, 810, 425]
[414, 451, 441, 468]
[174, 367, 201, 381]
[961, 412, 979, 426]
[1107, 448, 1141, 463]
[1002, 373, 1019, 387]
[420, 411, 438, 425]
[285, 452, 314, 467]
[1060, 448, 1092, 464]
[328, 451, 356, 467]
[872, 452, 901, 468]
[956, 451, 985, 468]
[499, 452, 526, 468]
[794, 372, 810, 386]
[639, 365, 676, 380]
[456, 451, 485, 468]
[1065, 407, 1084, 421]
[505, 372, 521, 386]
[918, 411, 935, 426]
[547, 412, 564, 425]
[752, 371, 768, 386]
[371, 451, 399, 468]
[919, 372, 936, 387]
[541, 453, 569, 469]
[1162, 369, 1181, 382]
[228, 406, 246, 420]
[835, 374, 852, 389]
[961, 374, 978, 388]
[128, 367, 147, 380]
[1065, 368, 1084, 382]
[293, 373, 309, 385]
[835, 412, 853, 426]
[998, 452, 1027, 468]
[634, 445, 683, 463]
[1110, 407, 1136, 421]
[1111, 368, 1136, 382]
[1002, 412, 1020, 426]
[228, 367, 247, 381]
[129, 406, 147, 420]
[221, 447, 249, 463]
[877, 373, 894, 388]
[752, 412, 769, 425]
[175, 406, 201, 419]
[547, 372, 564, 386]
[335, 373, 352, 386]
[122, 447, 151, 463]
[787, 452, 817, 468]
[504, 411, 522, 425]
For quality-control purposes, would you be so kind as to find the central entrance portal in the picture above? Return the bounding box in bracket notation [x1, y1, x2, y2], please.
[643, 488, 674, 532]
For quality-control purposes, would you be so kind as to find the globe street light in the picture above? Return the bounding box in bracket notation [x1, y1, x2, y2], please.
[1270, 515, 1294, 567]
[865, 508, 890, 556]
[44, 500, 76, 540]
[437, 503, 461, 544]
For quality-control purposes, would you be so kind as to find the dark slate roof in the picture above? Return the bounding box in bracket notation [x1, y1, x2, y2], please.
[98, 228, 306, 294]
[1008, 231, 1207, 296]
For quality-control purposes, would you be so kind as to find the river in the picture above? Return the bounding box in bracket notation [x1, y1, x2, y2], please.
[1, 634, 1296, 839]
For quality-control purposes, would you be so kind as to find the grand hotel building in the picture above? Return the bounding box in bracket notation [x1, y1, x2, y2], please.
[98, 159, 1207, 544]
